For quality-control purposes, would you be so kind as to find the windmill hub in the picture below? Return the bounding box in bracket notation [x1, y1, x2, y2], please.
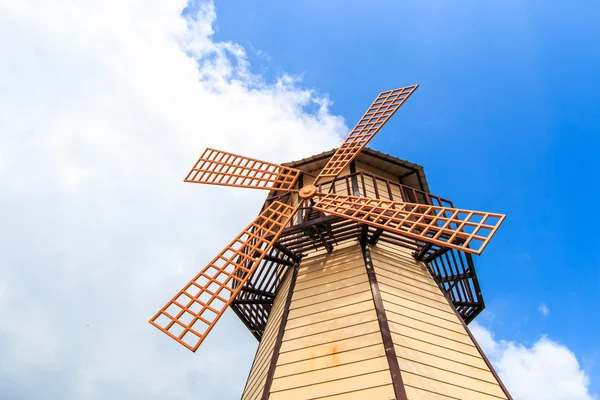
[298, 184, 317, 199]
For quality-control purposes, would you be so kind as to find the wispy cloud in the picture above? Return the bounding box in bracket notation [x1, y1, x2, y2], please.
[472, 322, 595, 400]
[0, 1, 345, 398]
[539, 303, 550, 317]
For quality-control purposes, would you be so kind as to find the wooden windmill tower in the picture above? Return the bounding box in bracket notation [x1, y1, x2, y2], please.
[150, 85, 513, 399]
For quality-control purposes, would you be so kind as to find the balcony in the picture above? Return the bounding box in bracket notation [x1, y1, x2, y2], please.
[232, 171, 485, 339]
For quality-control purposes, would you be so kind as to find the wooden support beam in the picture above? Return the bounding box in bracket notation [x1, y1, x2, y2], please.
[262, 254, 294, 267]
[273, 242, 301, 263]
[368, 228, 384, 245]
[240, 286, 275, 298]
[361, 242, 408, 400]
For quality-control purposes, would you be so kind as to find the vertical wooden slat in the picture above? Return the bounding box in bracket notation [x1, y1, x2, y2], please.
[360, 238, 408, 400]
[261, 263, 299, 400]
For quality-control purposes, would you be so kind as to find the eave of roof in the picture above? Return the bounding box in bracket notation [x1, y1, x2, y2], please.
[282, 147, 430, 193]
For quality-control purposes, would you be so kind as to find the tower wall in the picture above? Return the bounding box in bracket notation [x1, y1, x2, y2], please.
[241, 272, 293, 400]
[371, 242, 508, 399]
[269, 242, 395, 399]
[242, 156, 510, 399]
[242, 240, 510, 399]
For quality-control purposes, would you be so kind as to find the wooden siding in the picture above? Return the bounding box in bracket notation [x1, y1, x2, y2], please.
[370, 242, 509, 400]
[269, 243, 396, 399]
[355, 161, 404, 201]
[302, 166, 351, 193]
[241, 271, 293, 400]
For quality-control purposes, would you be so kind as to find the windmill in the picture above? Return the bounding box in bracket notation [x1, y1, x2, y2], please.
[150, 85, 513, 399]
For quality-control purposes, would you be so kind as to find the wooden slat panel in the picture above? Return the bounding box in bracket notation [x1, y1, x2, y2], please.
[397, 347, 498, 384]
[296, 257, 363, 282]
[294, 265, 365, 292]
[375, 259, 444, 291]
[150, 201, 295, 352]
[379, 282, 452, 314]
[380, 290, 457, 322]
[356, 161, 400, 183]
[285, 300, 374, 330]
[377, 274, 449, 305]
[293, 272, 367, 300]
[277, 332, 383, 365]
[315, 85, 418, 181]
[386, 310, 471, 345]
[185, 148, 301, 191]
[270, 356, 390, 392]
[280, 320, 381, 353]
[404, 386, 457, 400]
[242, 272, 292, 400]
[399, 358, 506, 398]
[269, 370, 394, 400]
[291, 281, 371, 310]
[402, 371, 506, 400]
[392, 333, 489, 371]
[318, 384, 396, 400]
[297, 245, 363, 275]
[383, 300, 465, 334]
[287, 290, 373, 320]
[314, 194, 505, 255]
[284, 310, 377, 341]
[375, 254, 432, 279]
[274, 344, 385, 378]
[370, 243, 508, 400]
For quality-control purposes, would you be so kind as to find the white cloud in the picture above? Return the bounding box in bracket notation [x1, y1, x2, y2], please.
[0, 1, 345, 399]
[539, 303, 550, 317]
[471, 322, 596, 400]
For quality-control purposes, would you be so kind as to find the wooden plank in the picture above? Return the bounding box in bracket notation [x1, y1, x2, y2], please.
[380, 290, 457, 322]
[296, 259, 363, 285]
[379, 282, 452, 314]
[296, 249, 363, 280]
[284, 310, 377, 341]
[402, 371, 507, 400]
[373, 241, 416, 258]
[291, 281, 370, 310]
[390, 327, 480, 358]
[377, 274, 449, 305]
[277, 332, 383, 365]
[269, 370, 393, 400]
[382, 298, 464, 334]
[242, 273, 293, 400]
[287, 290, 373, 320]
[362, 242, 408, 400]
[318, 384, 396, 400]
[397, 347, 499, 384]
[404, 386, 457, 400]
[274, 344, 385, 378]
[294, 265, 365, 292]
[373, 257, 434, 285]
[285, 300, 374, 330]
[292, 272, 367, 300]
[356, 161, 400, 182]
[386, 310, 471, 345]
[399, 358, 506, 398]
[260, 265, 299, 400]
[393, 333, 489, 371]
[280, 320, 381, 353]
[270, 356, 390, 392]
[374, 259, 440, 289]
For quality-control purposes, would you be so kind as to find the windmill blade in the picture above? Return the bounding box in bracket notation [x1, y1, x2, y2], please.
[185, 148, 302, 192]
[150, 200, 297, 352]
[314, 85, 418, 184]
[313, 194, 505, 255]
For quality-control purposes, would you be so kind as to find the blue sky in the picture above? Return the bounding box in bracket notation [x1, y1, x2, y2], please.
[206, 0, 600, 393]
